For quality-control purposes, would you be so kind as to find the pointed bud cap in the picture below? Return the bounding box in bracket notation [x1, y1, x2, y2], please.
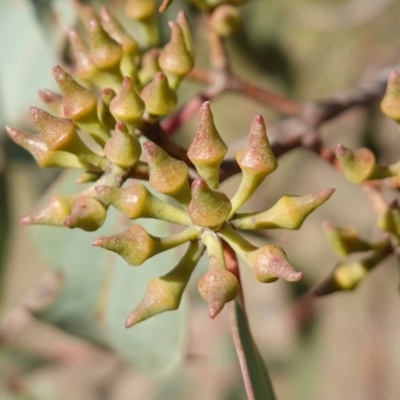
[63, 196, 107, 231]
[381, 70, 400, 121]
[52, 65, 97, 120]
[109, 77, 145, 125]
[159, 21, 194, 89]
[138, 48, 161, 85]
[68, 30, 98, 80]
[144, 141, 191, 203]
[38, 89, 63, 115]
[236, 115, 277, 178]
[323, 222, 372, 256]
[377, 200, 400, 237]
[124, 0, 156, 21]
[30, 107, 89, 154]
[20, 195, 75, 226]
[188, 178, 232, 228]
[140, 72, 177, 116]
[88, 18, 123, 70]
[248, 245, 302, 283]
[125, 241, 203, 327]
[125, 277, 181, 327]
[210, 5, 242, 37]
[335, 145, 378, 183]
[198, 270, 239, 319]
[73, 0, 97, 30]
[232, 189, 334, 230]
[6, 126, 86, 169]
[98, 88, 117, 129]
[99, 7, 138, 54]
[104, 122, 141, 168]
[176, 11, 193, 55]
[95, 183, 150, 218]
[187, 102, 227, 188]
[159, 0, 174, 12]
[93, 224, 161, 266]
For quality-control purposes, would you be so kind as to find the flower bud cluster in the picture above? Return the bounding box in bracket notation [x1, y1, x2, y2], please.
[318, 71, 400, 296]
[6, 6, 331, 328]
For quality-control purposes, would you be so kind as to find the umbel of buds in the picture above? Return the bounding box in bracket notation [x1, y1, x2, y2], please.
[6, 5, 332, 328]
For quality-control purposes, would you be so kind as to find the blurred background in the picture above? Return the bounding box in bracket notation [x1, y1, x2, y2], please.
[1, 0, 400, 399]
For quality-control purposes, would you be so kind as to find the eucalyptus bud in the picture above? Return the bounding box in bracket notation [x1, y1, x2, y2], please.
[323, 222, 374, 256]
[144, 141, 191, 205]
[158, 21, 194, 89]
[198, 270, 239, 318]
[140, 72, 177, 116]
[5, 126, 87, 169]
[38, 89, 63, 116]
[187, 101, 227, 189]
[230, 115, 277, 215]
[98, 88, 116, 130]
[109, 77, 145, 126]
[232, 189, 334, 230]
[104, 122, 142, 168]
[377, 200, 400, 237]
[381, 70, 400, 121]
[210, 5, 242, 37]
[63, 196, 107, 231]
[29, 107, 90, 156]
[20, 195, 76, 226]
[246, 245, 302, 283]
[125, 241, 204, 327]
[88, 18, 123, 72]
[188, 178, 232, 229]
[335, 145, 391, 183]
[176, 11, 193, 55]
[95, 183, 190, 224]
[138, 48, 161, 86]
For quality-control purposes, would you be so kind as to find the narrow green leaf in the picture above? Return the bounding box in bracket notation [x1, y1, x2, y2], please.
[230, 299, 277, 400]
[30, 171, 188, 375]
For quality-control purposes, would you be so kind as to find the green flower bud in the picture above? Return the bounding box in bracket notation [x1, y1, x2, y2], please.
[29, 107, 90, 155]
[63, 196, 107, 231]
[144, 141, 191, 205]
[52, 65, 110, 145]
[19, 195, 75, 226]
[198, 269, 239, 318]
[323, 222, 374, 256]
[230, 115, 277, 215]
[377, 200, 400, 237]
[246, 245, 302, 283]
[187, 101, 227, 189]
[103, 122, 142, 168]
[99, 7, 139, 80]
[99, 7, 138, 55]
[38, 89, 63, 116]
[158, 21, 194, 89]
[68, 30, 98, 81]
[314, 244, 391, 296]
[188, 178, 232, 229]
[109, 76, 145, 126]
[93, 224, 161, 266]
[176, 11, 193, 55]
[140, 72, 177, 116]
[335, 145, 391, 183]
[95, 183, 190, 224]
[381, 70, 400, 121]
[98, 88, 117, 130]
[124, 0, 156, 21]
[138, 48, 161, 86]
[73, 0, 97, 31]
[125, 241, 204, 327]
[232, 188, 334, 230]
[88, 18, 123, 71]
[52, 65, 97, 120]
[210, 5, 242, 37]
[5, 126, 87, 169]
